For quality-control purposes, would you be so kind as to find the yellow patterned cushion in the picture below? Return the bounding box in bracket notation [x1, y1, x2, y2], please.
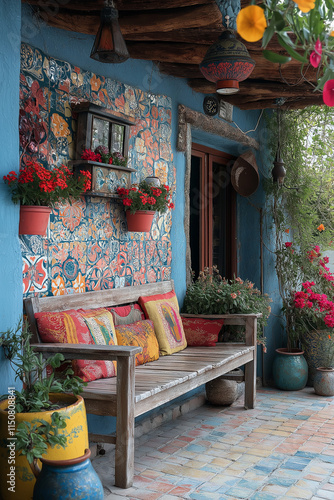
[115, 320, 159, 366]
[138, 291, 187, 355]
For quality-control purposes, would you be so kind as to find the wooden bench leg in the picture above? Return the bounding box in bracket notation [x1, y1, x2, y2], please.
[115, 356, 135, 488]
[244, 316, 257, 409]
[244, 360, 256, 409]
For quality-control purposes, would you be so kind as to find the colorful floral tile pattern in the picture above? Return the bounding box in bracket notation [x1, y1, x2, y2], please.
[20, 43, 175, 297]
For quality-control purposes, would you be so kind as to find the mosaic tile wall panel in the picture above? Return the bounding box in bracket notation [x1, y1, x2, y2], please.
[19, 43, 174, 297]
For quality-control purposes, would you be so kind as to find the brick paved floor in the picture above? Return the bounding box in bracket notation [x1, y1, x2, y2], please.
[92, 387, 334, 499]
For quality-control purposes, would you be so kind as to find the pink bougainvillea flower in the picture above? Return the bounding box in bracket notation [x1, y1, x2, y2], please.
[285, 242, 292, 248]
[294, 0, 315, 13]
[310, 39, 322, 68]
[323, 79, 334, 107]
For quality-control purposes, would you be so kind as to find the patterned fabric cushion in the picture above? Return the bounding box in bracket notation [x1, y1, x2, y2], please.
[107, 304, 145, 326]
[78, 308, 117, 381]
[181, 317, 224, 346]
[35, 308, 117, 383]
[138, 291, 187, 355]
[115, 320, 159, 366]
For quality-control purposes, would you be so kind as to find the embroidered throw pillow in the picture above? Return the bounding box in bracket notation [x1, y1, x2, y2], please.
[115, 320, 159, 366]
[108, 304, 145, 326]
[35, 308, 117, 383]
[78, 308, 118, 381]
[181, 317, 224, 346]
[138, 291, 187, 355]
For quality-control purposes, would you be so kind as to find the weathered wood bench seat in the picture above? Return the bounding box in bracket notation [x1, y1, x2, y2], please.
[24, 280, 259, 489]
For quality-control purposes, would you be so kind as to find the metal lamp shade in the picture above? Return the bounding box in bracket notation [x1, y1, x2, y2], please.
[90, 5, 129, 64]
[199, 31, 255, 94]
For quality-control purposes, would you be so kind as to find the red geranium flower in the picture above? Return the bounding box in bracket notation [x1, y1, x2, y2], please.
[323, 79, 334, 107]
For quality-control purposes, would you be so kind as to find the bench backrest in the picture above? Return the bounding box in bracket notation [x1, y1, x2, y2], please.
[24, 280, 175, 343]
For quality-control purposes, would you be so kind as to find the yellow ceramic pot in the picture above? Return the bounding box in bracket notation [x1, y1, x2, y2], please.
[0, 394, 89, 500]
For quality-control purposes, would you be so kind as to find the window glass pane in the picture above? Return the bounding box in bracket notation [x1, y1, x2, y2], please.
[112, 124, 125, 154]
[92, 117, 110, 150]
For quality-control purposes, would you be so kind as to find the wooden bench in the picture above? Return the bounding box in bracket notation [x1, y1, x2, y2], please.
[24, 280, 259, 489]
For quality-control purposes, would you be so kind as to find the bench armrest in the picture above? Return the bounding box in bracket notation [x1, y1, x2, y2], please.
[31, 343, 142, 362]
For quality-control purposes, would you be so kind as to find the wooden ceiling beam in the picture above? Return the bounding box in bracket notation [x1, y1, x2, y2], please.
[31, 4, 222, 35]
[22, 0, 214, 11]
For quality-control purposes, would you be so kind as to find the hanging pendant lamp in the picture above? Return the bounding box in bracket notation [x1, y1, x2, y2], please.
[90, 0, 129, 64]
[199, 17, 255, 94]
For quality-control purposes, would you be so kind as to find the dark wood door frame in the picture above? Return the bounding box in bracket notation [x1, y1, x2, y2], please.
[191, 143, 237, 280]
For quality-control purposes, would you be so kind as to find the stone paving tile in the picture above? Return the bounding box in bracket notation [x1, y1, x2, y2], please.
[92, 387, 334, 499]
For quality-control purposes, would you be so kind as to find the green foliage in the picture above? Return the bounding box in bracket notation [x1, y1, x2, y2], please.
[265, 105, 334, 349]
[182, 266, 272, 345]
[16, 412, 68, 466]
[261, 0, 334, 89]
[0, 319, 86, 413]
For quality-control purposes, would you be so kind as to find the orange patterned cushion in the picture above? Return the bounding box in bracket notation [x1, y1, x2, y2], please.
[115, 320, 159, 366]
[181, 317, 224, 346]
[138, 291, 187, 355]
[107, 304, 145, 326]
[35, 308, 117, 382]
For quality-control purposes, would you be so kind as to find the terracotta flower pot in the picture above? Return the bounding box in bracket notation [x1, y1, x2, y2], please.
[126, 210, 155, 232]
[19, 205, 51, 236]
[313, 367, 334, 397]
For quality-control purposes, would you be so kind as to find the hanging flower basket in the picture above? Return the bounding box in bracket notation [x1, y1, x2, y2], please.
[126, 210, 155, 232]
[19, 205, 52, 236]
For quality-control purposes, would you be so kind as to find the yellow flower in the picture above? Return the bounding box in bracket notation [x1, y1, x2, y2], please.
[294, 0, 315, 13]
[236, 5, 267, 43]
[317, 223, 325, 232]
[330, 31, 334, 37]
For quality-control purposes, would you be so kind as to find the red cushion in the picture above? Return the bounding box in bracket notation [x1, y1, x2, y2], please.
[181, 317, 224, 346]
[107, 304, 145, 326]
[35, 308, 117, 382]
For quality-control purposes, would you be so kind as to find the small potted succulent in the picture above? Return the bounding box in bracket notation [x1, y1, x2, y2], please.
[117, 180, 175, 232]
[3, 160, 91, 236]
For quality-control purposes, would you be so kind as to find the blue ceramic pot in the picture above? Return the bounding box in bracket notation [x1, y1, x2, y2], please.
[273, 348, 308, 391]
[313, 367, 334, 396]
[33, 449, 103, 500]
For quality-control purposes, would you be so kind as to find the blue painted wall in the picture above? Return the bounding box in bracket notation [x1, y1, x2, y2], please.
[0, 4, 280, 399]
[0, 0, 23, 396]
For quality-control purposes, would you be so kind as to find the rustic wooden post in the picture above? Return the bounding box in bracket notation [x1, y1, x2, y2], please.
[244, 315, 257, 409]
[115, 354, 136, 488]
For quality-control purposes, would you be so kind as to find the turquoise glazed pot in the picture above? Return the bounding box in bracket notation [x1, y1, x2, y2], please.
[313, 367, 334, 396]
[273, 348, 308, 391]
[33, 449, 103, 500]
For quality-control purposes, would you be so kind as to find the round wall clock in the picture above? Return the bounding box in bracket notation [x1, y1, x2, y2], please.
[203, 95, 219, 116]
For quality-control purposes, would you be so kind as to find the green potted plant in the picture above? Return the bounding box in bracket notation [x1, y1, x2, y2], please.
[264, 105, 334, 388]
[182, 266, 272, 346]
[291, 244, 334, 385]
[3, 160, 91, 236]
[117, 180, 175, 232]
[0, 320, 89, 500]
